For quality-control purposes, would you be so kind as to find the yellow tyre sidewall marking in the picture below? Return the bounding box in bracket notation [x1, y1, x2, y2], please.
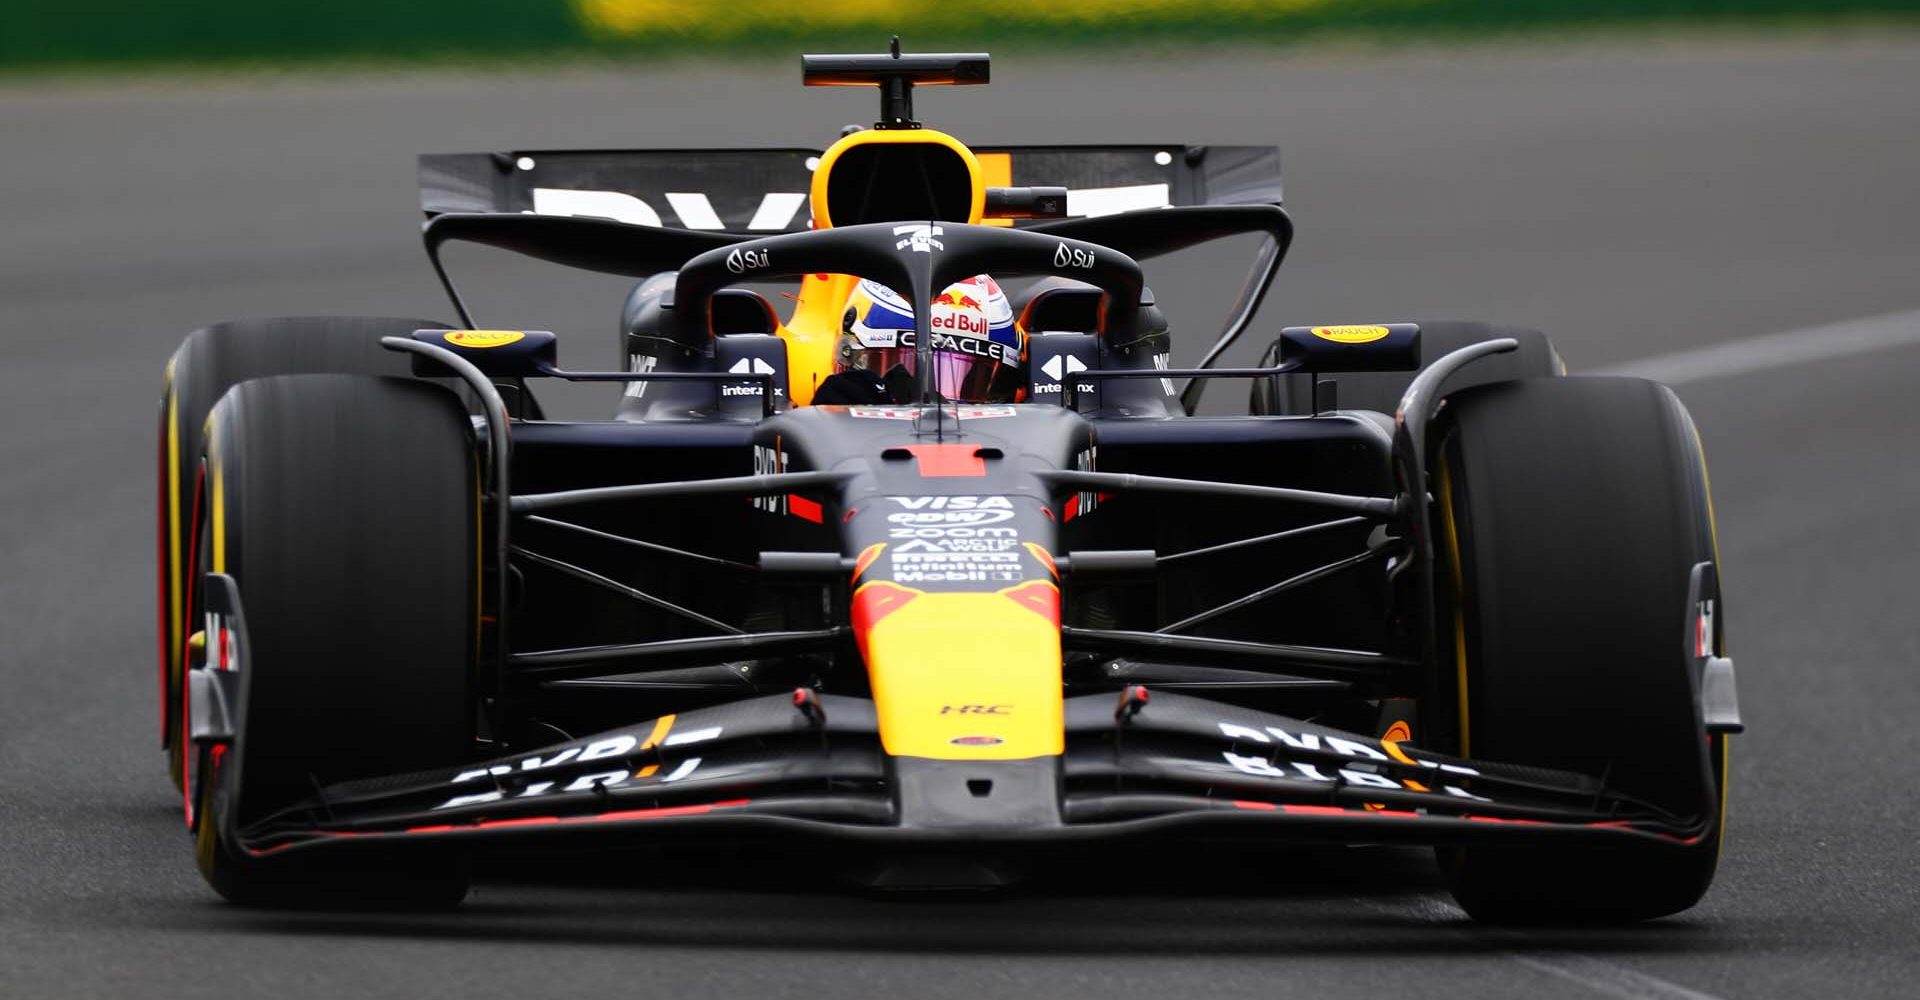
[1692, 420, 1731, 851]
[1435, 455, 1469, 759]
[164, 360, 182, 681]
[210, 426, 225, 575]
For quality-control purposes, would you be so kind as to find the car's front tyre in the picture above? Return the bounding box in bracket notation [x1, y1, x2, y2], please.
[188, 373, 476, 907]
[157, 316, 452, 791]
[1434, 375, 1727, 923]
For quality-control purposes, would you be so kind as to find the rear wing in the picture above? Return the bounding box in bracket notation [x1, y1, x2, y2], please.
[418, 145, 1283, 230]
[418, 145, 1289, 411]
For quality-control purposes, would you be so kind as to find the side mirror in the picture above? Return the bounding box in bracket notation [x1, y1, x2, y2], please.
[985, 186, 1069, 220]
[1277, 323, 1420, 373]
[410, 329, 558, 377]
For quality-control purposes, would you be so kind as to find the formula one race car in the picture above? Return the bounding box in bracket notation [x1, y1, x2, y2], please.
[155, 46, 1742, 921]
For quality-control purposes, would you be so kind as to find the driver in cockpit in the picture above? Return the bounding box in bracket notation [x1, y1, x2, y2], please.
[813, 274, 1028, 405]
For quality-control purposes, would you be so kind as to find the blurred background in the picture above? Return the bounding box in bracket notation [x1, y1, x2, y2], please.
[6, 1, 1918, 418]
[4, 4, 1920, 999]
[4, 0, 1919, 68]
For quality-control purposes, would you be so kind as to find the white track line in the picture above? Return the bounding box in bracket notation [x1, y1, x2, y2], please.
[1595, 307, 1920, 385]
[1361, 898, 1730, 1000]
[1510, 954, 1729, 1000]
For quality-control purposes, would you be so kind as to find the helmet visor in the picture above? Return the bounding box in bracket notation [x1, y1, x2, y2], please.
[848, 330, 1017, 403]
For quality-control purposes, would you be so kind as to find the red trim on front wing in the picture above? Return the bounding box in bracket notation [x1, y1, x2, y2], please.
[1227, 799, 1703, 843]
[232, 794, 1708, 857]
[244, 799, 755, 856]
[401, 798, 752, 834]
[1278, 804, 1347, 816]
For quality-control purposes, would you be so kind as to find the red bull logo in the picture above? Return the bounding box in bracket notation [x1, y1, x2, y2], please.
[936, 289, 983, 311]
[930, 306, 990, 336]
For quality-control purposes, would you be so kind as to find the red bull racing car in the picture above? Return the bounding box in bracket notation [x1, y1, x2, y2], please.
[154, 46, 1743, 921]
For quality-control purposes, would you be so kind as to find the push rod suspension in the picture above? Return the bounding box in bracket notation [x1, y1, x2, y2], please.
[1160, 547, 1388, 634]
[511, 470, 845, 514]
[1062, 627, 1416, 685]
[509, 628, 850, 681]
[512, 546, 741, 635]
[1157, 515, 1372, 566]
[521, 516, 758, 574]
[1040, 470, 1396, 519]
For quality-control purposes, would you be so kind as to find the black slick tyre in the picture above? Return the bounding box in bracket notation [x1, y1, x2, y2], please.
[1434, 375, 1726, 923]
[1253, 321, 1563, 416]
[158, 317, 452, 790]
[190, 373, 475, 907]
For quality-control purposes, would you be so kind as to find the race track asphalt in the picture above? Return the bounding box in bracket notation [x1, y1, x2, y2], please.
[3, 33, 1918, 999]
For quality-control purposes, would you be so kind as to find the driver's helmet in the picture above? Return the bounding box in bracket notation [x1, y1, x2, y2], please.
[839, 275, 1026, 403]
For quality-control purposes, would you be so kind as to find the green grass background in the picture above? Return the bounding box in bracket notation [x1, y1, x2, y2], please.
[3, 1, 1917, 72]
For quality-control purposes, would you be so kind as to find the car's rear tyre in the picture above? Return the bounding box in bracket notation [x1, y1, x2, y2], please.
[1432, 375, 1726, 923]
[158, 316, 451, 790]
[189, 373, 475, 907]
[1252, 321, 1563, 416]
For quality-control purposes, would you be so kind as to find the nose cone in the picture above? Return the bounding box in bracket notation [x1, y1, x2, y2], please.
[855, 582, 1062, 760]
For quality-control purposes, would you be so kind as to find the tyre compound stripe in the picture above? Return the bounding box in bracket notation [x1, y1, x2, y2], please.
[474, 450, 481, 661]
[164, 364, 182, 699]
[1596, 307, 1920, 385]
[210, 429, 226, 574]
[1687, 418, 1733, 854]
[1434, 456, 1470, 759]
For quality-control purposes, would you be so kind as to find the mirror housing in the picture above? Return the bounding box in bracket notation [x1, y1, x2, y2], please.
[1277, 323, 1420, 373]
[410, 329, 557, 377]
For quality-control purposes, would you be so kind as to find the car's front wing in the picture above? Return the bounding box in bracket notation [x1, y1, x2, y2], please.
[218, 690, 1713, 861]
